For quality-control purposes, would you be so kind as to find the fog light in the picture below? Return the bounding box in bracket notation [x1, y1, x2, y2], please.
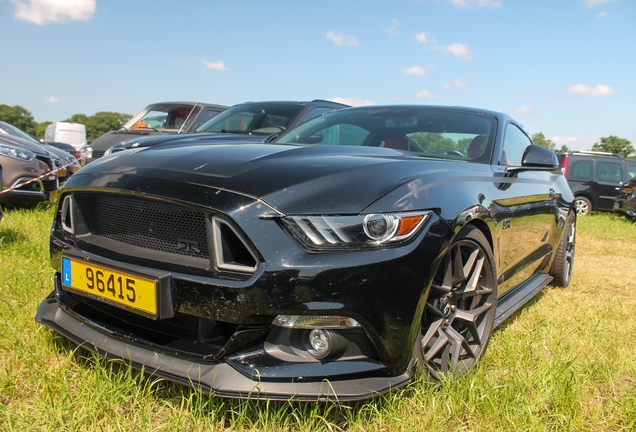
[309, 329, 330, 355]
[306, 329, 348, 360]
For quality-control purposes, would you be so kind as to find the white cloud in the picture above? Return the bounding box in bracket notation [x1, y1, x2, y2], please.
[46, 95, 59, 103]
[10, 0, 95, 25]
[514, 106, 532, 114]
[329, 97, 374, 106]
[402, 65, 433, 76]
[326, 31, 359, 47]
[445, 43, 472, 61]
[584, 0, 614, 6]
[415, 89, 437, 99]
[596, 10, 608, 17]
[202, 60, 228, 71]
[449, 0, 502, 9]
[414, 32, 429, 44]
[386, 17, 400, 34]
[565, 83, 615, 97]
[443, 78, 470, 90]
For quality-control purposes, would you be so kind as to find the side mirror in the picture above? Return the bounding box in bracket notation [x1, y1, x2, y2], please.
[508, 145, 559, 172]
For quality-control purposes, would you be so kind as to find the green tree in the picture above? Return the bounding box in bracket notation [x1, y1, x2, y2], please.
[531, 132, 556, 152]
[557, 144, 571, 153]
[408, 132, 456, 153]
[64, 111, 132, 140]
[0, 104, 38, 136]
[591, 135, 634, 158]
[36, 121, 52, 140]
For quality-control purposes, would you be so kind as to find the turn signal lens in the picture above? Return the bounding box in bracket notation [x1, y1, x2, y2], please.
[273, 315, 361, 329]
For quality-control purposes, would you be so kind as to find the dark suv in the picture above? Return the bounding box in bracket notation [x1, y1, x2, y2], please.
[557, 151, 636, 215]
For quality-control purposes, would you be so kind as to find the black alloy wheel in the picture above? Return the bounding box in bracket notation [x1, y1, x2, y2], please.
[550, 212, 576, 287]
[415, 227, 496, 379]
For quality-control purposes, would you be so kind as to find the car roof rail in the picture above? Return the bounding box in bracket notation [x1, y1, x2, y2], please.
[571, 150, 621, 157]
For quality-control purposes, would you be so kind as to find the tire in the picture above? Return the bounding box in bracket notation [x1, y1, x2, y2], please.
[550, 212, 576, 287]
[413, 226, 497, 379]
[574, 196, 592, 216]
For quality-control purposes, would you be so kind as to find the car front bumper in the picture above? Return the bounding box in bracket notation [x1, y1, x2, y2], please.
[36, 285, 413, 401]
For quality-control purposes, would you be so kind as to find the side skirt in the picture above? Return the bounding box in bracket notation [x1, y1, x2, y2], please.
[493, 273, 553, 329]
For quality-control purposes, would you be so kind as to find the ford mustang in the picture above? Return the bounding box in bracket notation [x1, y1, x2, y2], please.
[36, 105, 576, 401]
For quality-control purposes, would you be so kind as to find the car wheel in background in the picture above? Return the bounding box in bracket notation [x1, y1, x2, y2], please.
[550, 212, 576, 288]
[414, 226, 497, 379]
[575, 197, 592, 216]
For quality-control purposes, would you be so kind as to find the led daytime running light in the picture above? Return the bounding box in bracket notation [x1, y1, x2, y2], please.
[273, 315, 361, 329]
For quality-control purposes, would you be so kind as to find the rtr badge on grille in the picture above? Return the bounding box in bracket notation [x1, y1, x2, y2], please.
[176, 239, 200, 254]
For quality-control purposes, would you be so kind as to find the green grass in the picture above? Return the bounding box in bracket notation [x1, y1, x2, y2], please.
[1, 205, 635, 431]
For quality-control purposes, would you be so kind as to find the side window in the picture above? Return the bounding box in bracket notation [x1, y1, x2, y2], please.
[626, 164, 636, 180]
[501, 124, 532, 166]
[570, 160, 593, 181]
[303, 107, 335, 122]
[192, 109, 221, 129]
[596, 161, 622, 183]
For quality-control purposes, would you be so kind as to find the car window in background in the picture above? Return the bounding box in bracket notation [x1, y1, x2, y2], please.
[125, 105, 195, 130]
[596, 161, 622, 183]
[191, 109, 220, 129]
[303, 107, 335, 122]
[570, 160, 593, 181]
[196, 103, 305, 135]
[627, 164, 636, 180]
[501, 123, 532, 166]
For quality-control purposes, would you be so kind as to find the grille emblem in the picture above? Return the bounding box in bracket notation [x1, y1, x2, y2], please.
[176, 239, 200, 254]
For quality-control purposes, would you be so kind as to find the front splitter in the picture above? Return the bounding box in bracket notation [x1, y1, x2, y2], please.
[35, 296, 412, 401]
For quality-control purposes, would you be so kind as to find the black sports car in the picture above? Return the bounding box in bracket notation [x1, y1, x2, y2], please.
[36, 105, 576, 401]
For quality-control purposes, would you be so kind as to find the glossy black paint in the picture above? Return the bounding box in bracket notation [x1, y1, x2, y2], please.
[36, 105, 575, 400]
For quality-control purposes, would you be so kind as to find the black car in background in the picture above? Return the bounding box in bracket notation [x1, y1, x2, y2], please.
[37, 105, 575, 401]
[88, 101, 229, 160]
[557, 151, 636, 215]
[103, 100, 349, 155]
[614, 176, 636, 218]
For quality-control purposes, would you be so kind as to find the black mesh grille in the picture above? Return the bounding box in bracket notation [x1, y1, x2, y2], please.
[86, 195, 209, 258]
[92, 150, 105, 158]
[42, 179, 57, 193]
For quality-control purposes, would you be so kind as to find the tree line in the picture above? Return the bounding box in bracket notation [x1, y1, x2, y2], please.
[0, 103, 633, 158]
[0, 104, 131, 141]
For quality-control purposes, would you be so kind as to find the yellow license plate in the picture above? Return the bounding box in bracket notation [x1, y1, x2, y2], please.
[624, 187, 633, 194]
[61, 257, 157, 315]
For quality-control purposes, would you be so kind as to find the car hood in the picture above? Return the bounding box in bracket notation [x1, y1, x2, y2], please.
[65, 143, 475, 214]
[110, 132, 269, 151]
[0, 134, 49, 156]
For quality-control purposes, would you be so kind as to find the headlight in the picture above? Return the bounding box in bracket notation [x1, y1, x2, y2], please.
[0, 144, 36, 161]
[282, 211, 430, 250]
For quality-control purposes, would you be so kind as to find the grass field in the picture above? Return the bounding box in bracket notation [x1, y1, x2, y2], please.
[1, 204, 635, 431]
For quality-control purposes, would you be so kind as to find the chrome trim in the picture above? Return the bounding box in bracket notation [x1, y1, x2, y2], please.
[61, 195, 75, 234]
[212, 217, 259, 273]
[7, 177, 45, 194]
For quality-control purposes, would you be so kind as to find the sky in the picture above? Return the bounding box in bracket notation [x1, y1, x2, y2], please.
[1, 0, 634, 151]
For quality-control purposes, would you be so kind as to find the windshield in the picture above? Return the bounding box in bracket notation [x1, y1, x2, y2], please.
[122, 104, 200, 131]
[274, 106, 497, 163]
[196, 103, 304, 135]
[0, 121, 41, 144]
